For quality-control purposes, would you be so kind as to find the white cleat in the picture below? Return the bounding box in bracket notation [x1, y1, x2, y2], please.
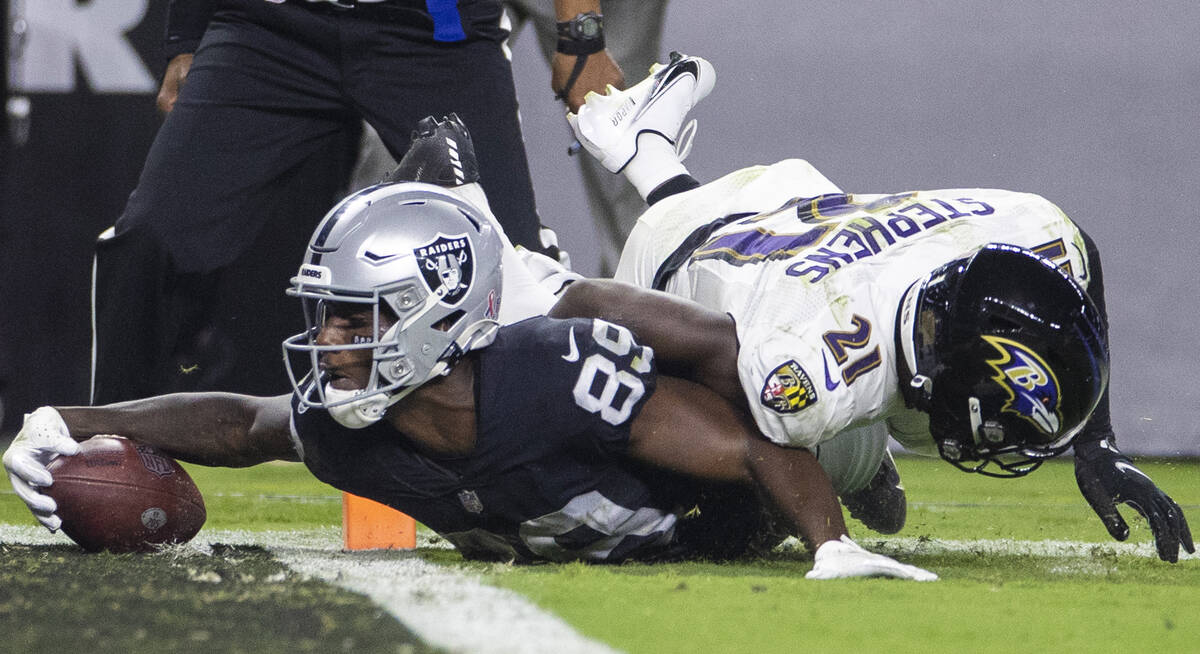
[568, 52, 716, 173]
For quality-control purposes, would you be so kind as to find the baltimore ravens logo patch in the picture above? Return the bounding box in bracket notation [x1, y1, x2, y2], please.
[415, 233, 474, 306]
[760, 360, 818, 414]
[982, 335, 1062, 435]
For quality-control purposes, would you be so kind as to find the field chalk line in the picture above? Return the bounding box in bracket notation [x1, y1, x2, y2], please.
[2, 524, 1193, 653]
[0, 525, 617, 654]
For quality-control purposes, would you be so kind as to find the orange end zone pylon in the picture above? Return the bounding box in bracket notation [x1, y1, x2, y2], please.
[342, 492, 417, 550]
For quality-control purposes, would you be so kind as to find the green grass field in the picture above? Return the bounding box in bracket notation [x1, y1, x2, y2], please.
[2, 455, 1197, 653]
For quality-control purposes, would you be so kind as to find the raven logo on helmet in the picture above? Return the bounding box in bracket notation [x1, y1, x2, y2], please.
[982, 335, 1062, 435]
[415, 233, 474, 305]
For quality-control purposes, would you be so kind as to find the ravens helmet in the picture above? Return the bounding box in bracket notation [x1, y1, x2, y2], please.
[897, 243, 1109, 477]
[282, 182, 503, 428]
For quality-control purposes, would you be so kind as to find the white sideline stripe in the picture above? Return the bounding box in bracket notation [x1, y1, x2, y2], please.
[4, 525, 1190, 564]
[0, 526, 618, 654]
[777, 534, 1196, 560]
[3, 525, 1190, 653]
[268, 544, 619, 654]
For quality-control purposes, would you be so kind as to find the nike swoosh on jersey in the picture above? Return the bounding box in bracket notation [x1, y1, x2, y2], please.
[822, 353, 841, 391]
[562, 326, 580, 362]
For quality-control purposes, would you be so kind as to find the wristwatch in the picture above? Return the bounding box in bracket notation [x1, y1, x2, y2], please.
[556, 12, 605, 55]
[557, 11, 604, 42]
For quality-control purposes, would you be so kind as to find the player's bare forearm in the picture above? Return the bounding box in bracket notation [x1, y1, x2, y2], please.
[552, 52, 622, 113]
[629, 376, 846, 549]
[552, 280, 745, 407]
[555, 0, 600, 19]
[552, 0, 622, 111]
[55, 393, 297, 467]
[742, 437, 846, 548]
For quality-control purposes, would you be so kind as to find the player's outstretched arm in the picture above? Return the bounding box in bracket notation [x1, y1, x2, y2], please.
[629, 376, 845, 548]
[1073, 438, 1194, 562]
[551, 279, 745, 408]
[630, 375, 937, 581]
[55, 393, 299, 467]
[1070, 228, 1193, 561]
[3, 393, 296, 532]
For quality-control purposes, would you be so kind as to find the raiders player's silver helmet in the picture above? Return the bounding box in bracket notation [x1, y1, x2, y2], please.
[282, 182, 503, 428]
[898, 243, 1109, 477]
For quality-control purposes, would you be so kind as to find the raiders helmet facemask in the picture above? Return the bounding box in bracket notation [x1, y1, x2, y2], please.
[282, 182, 503, 428]
[897, 243, 1109, 477]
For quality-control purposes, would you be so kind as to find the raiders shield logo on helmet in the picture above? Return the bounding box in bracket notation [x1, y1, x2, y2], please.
[415, 233, 475, 306]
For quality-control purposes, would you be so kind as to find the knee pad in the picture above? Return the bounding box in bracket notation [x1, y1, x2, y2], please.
[814, 423, 890, 495]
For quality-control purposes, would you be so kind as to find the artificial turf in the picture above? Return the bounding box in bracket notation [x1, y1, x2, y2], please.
[1, 455, 1196, 653]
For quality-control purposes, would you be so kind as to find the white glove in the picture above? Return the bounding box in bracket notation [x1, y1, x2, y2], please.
[806, 536, 938, 581]
[515, 246, 583, 298]
[537, 226, 572, 270]
[2, 406, 81, 531]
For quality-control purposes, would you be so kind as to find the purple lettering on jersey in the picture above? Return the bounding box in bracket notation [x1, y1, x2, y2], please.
[886, 212, 922, 237]
[930, 199, 971, 219]
[701, 194, 1002, 285]
[842, 347, 883, 385]
[897, 202, 947, 228]
[785, 261, 828, 282]
[828, 228, 873, 260]
[850, 215, 897, 253]
[959, 198, 996, 215]
[692, 226, 831, 267]
[801, 247, 855, 271]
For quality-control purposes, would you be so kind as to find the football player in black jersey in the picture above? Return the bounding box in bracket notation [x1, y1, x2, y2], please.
[4, 118, 934, 580]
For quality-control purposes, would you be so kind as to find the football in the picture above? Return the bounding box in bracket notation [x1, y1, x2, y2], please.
[45, 436, 207, 552]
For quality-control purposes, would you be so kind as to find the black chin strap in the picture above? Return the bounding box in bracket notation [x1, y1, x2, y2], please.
[893, 291, 924, 410]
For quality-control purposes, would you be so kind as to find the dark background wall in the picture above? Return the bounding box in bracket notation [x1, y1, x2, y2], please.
[3, 0, 168, 429]
[2, 0, 322, 434]
[4, 1, 1197, 455]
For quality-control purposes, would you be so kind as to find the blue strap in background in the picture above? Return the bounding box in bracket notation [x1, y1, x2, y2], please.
[426, 0, 466, 42]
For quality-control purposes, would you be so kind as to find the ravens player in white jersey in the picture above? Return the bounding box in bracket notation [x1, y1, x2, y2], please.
[3, 116, 934, 580]
[548, 53, 1192, 562]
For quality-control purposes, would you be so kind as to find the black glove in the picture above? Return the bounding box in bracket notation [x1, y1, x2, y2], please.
[1073, 439, 1194, 563]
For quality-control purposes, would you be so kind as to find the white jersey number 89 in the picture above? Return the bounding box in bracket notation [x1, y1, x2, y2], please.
[572, 320, 653, 426]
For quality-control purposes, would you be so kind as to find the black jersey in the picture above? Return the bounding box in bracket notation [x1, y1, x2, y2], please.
[290, 316, 693, 562]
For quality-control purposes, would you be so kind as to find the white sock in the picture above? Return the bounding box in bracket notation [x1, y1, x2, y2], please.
[623, 133, 689, 200]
